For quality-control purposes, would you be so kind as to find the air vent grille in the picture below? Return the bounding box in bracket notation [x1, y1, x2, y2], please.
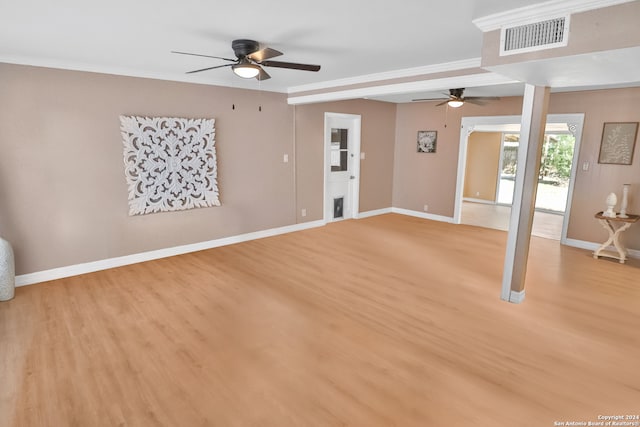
[501, 16, 569, 55]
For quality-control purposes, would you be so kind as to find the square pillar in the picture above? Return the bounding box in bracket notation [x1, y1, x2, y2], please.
[501, 85, 550, 303]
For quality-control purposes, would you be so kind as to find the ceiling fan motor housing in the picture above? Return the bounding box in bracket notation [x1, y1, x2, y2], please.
[450, 88, 465, 99]
[232, 39, 260, 59]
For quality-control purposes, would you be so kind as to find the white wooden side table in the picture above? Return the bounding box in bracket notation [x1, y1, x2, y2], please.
[593, 211, 639, 264]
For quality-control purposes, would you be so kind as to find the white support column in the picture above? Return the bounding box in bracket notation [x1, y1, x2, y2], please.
[501, 85, 550, 303]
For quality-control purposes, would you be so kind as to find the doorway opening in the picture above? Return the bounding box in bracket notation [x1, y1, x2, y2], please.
[497, 132, 576, 213]
[454, 114, 584, 243]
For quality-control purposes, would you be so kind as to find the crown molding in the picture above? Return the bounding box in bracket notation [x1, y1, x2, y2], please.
[287, 72, 519, 105]
[287, 58, 481, 94]
[1, 54, 485, 98]
[0, 55, 287, 93]
[473, 0, 635, 32]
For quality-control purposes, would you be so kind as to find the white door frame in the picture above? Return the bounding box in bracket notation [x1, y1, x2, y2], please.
[323, 112, 362, 223]
[494, 131, 507, 204]
[454, 113, 584, 244]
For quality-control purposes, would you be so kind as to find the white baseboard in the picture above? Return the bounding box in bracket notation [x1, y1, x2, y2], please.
[391, 207, 455, 223]
[563, 238, 640, 259]
[463, 197, 495, 205]
[508, 290, 526, 304]
[26, 210, 614, 289]
[15, 219, 325, 287]
[356, 207, 455, 224]
[356, 208, 393, 219]
[15, 207, 457, 287]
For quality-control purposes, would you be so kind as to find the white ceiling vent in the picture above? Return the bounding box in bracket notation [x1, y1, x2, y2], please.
[500, 15, 570, 56]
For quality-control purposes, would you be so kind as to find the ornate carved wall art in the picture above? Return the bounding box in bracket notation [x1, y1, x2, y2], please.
[120, 116, 220, 215]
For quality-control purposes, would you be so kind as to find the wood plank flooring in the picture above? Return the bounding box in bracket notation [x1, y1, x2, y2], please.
[1, 214, 639, 426]
[461, 200, 564, 240]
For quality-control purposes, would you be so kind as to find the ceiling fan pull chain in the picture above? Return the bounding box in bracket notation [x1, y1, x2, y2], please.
[444, 104, 449, 128]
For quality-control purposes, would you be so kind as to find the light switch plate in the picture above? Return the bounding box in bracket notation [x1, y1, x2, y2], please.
[283, 154, 289, 163]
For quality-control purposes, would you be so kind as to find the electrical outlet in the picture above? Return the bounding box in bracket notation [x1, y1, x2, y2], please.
[360, 152, 366, 160]
[301, 208, 307, 217]
[476, 191, 480, 197]
[424, 204, 429, 212]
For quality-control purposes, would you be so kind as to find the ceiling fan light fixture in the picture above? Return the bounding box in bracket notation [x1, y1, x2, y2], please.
[232, 60, 260, 79]
[448, 100, 464, 108]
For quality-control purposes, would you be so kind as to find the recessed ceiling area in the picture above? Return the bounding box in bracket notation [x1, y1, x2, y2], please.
[369, 83, 527, 104]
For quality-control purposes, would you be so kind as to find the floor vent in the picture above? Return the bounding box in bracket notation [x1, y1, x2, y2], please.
[500, 16, 569, 56]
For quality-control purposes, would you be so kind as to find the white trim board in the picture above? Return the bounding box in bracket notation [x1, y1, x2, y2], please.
[20, 208, 625, 289]
[288, 73, 519, 105]
[356, 208, 393, 219]
[288, 58, 481, 94]
[0, 56, 286, 94]
[563, 238, 640, 259]
[508, 290, 526, 304]
[391, 208, 455, 223]
[14, 208, 455, 287]
[15, 220, 325, 287]
[472, 0, 634, 32]
[463, 198, 496, 205]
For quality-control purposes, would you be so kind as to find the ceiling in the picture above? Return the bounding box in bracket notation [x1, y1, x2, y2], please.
[0, 0, 636, 103]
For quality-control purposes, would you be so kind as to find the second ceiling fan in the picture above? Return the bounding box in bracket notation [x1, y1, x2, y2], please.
[413, 88, 499, 107]
[172, 39, 321, 81]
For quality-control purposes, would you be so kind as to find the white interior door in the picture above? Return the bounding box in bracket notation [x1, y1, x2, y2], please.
[324, 113, 361, 222]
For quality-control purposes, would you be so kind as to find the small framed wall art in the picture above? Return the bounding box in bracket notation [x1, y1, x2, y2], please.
[417, 130, 437, 153]
[598, 122, 638, 165]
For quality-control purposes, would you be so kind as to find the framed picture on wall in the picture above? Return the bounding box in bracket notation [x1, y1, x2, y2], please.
[598, 122, 638, 165]
[417, 130, 437, 153]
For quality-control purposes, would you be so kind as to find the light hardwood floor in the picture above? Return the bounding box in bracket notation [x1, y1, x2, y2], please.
[461, 200, 564, 240]
[1, 214, 639, 426]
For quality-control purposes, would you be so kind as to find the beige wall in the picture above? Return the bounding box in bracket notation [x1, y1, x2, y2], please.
[482, 2, 640, 67]
[548, 88, 640, 247]
[294, 99, 397, 222]
[464, 132, 502, 201]
[393, 87, 640, 251]
[392, 97, 524, 215]
[0, 63, 296, 275]
[2, 62, 639, 277]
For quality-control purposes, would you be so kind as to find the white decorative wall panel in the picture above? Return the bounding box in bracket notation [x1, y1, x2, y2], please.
[120, 116, 220, 215]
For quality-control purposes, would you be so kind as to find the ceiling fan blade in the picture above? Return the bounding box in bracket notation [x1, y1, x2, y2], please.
[466, 96, 501, 101]
[412, 98, 447, 102]
[261, 60, 321, 72]
[463, 99, 486, 105]
[256, 67, 271, 81]
[248, 47, 283, 62]
[436, 100, 451, 106]
[186, 63, 234, 74]
[171, 51, 236, 62]
[463, 96, 500, 105]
